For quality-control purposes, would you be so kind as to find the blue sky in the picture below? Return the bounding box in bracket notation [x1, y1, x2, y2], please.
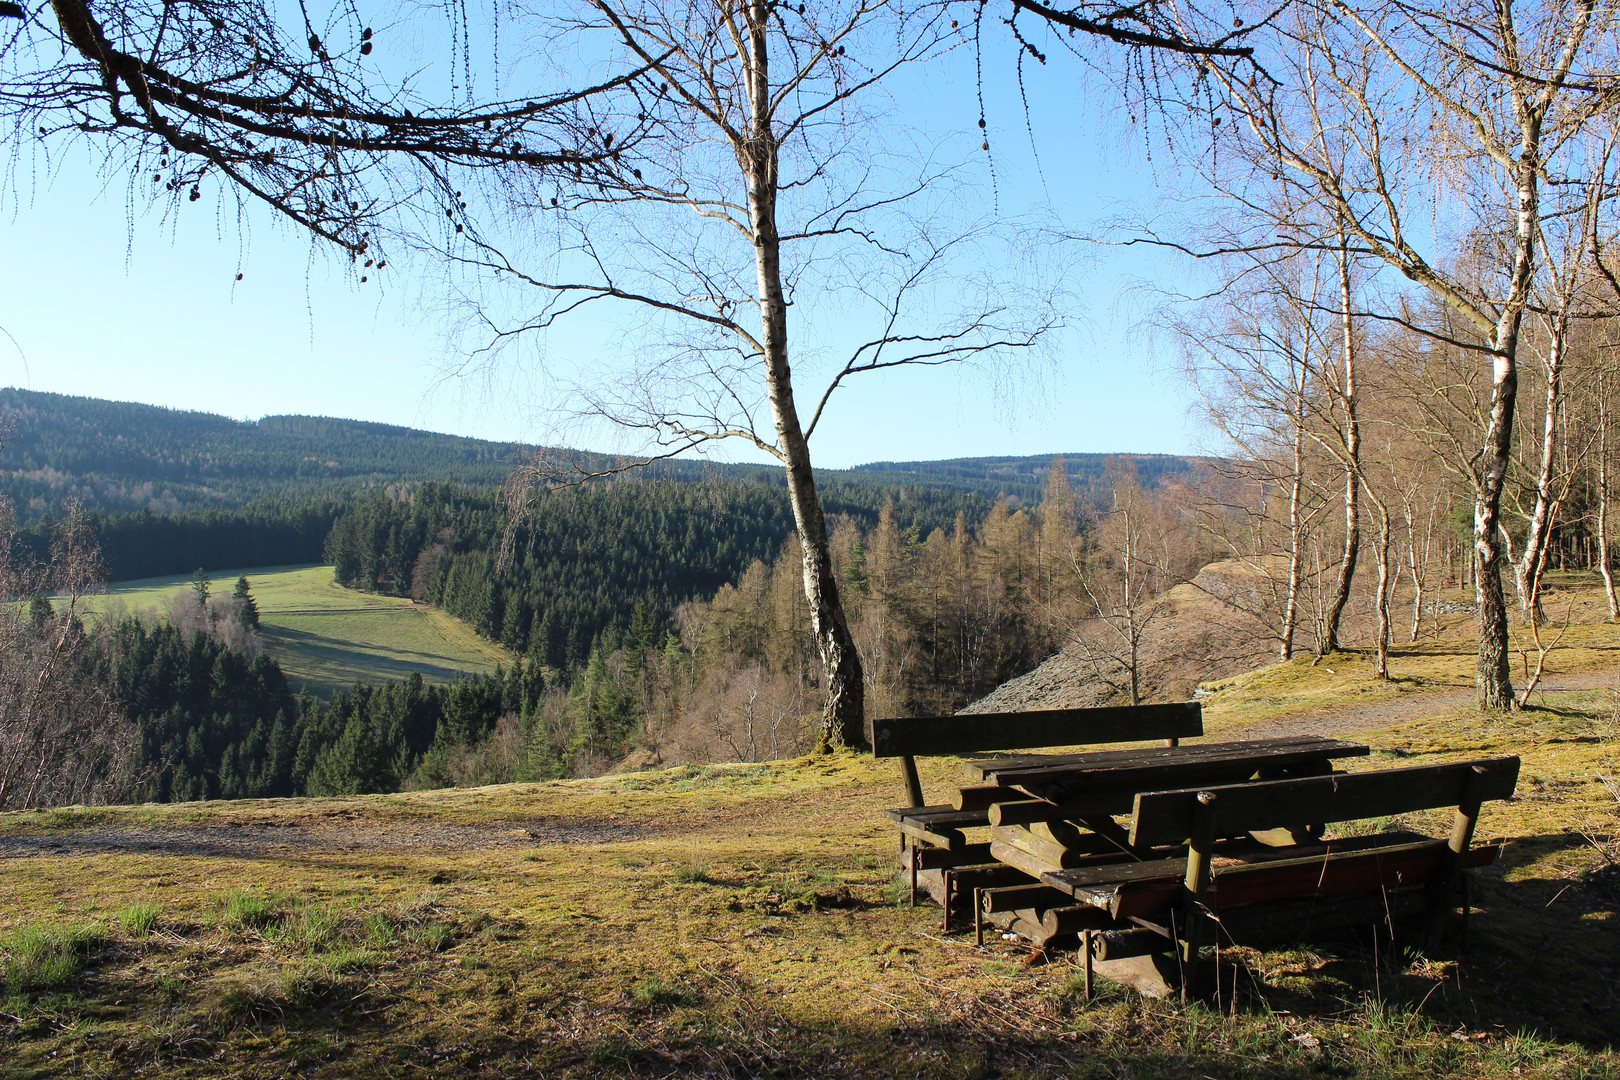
[0, 12, 1209, 470]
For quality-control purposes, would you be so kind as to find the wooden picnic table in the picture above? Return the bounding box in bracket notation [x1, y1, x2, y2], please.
[876, 705, 1517, 999]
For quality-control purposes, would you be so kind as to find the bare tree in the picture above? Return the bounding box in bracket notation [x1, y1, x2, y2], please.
[2, 0, 647, 259]
[1512, 170, 1615, 621]
[1176, 260, 1331, 661]
[1187, 0, 1620, 710]
[465, 0, 1055, 749]
[1070, 463, 1188, 704]
[1598, 366, 1620, 618]
[0, 499, 132, 810]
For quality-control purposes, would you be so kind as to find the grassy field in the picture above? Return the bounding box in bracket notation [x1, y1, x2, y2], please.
[0, 587, 1615, 1077]
[87, 565, 513, 696]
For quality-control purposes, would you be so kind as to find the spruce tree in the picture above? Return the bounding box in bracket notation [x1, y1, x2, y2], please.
[232, 576, 260, 629]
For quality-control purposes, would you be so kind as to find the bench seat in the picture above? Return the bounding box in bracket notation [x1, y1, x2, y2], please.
[882, 805, 991, 850]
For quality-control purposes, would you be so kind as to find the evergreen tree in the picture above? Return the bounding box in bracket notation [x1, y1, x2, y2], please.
[232, 576, 261, 629]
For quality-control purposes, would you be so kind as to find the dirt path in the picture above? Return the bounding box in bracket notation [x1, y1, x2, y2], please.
[1227, 670, 1618, 741]
[0, 817, 657, 861]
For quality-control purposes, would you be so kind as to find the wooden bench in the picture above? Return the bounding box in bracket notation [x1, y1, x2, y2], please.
[1029, 756, 1521, 997]
[875, 703, 1205, 912]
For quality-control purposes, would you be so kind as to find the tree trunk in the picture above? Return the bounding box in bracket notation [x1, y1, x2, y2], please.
[1321, 235, 1360, 655]
[1371, 492, 1393, 679]
[1514, 314, 1568, 623]
[741, 0, 865, 749]
[1281, 368, 1306, 661]
[1601, 375, 1618, 619]
[1474, 111, 1545, 711]
[1406, 499, 1432, 642]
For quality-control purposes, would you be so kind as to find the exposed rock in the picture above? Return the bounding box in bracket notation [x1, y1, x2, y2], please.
[961, 559, 1281, 713]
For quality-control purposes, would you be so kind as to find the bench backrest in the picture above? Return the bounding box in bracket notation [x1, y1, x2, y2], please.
[1128, 756, 1521, 848]
[872, 702, 1204, 759]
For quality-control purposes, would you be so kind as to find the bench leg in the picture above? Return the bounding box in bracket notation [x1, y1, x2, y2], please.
[1083, 929, 1094, 1002]
[1426, 766, 1485, 951]
[1180, 792, 1218, 1003]
[900, 754, 925, 809]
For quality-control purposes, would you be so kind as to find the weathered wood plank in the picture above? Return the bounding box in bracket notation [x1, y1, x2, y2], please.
[975, 737, 1371, 788]
[989, 840, 1067, 879]
[882, 806, 990, 829]
[954, 784, 1017, 811]
[965, 734, 1363, 778]
[1039, 831, 1441, 900]
[1042, 905, 1114, 937]
[979, 883, 1077, 914]
[909, 843, 994, 870]
[1128, 758, 1521, 848]
[1106, 840, 1499, 920]
[1076, 890, 1434, 960]
[989, 825, 1117, 868]
[988, 793, 1136, 826]
[872, 703, 1203, 759]
[895, 819, 965, 850]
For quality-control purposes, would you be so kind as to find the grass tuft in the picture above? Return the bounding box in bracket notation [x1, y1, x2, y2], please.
[1, 922, 107, 992]
[673, 861, 713, 885]
[216, 889, 279, 933]
[629, 975, 699, 1009]
[118, 901, 162, 938]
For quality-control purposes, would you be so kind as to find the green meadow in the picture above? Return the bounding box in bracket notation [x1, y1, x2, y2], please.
[85, 565, 514, 696]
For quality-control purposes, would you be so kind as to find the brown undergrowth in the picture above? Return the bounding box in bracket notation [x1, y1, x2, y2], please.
[1, 600, 1619, 1077]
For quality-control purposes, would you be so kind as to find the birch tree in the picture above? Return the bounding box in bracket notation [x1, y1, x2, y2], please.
[464, 0, 1054, 748]
[1190, 0, 1620, 710]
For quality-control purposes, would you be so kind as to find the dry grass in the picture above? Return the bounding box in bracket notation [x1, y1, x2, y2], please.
[1, 591, 1618, 1077]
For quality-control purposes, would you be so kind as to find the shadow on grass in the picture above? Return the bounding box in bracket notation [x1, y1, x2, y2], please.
[90, 951, 1617, 1080]
[258, 624, 483, 695]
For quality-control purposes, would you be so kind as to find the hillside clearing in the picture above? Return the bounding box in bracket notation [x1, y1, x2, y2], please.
[85, 565, 513, 696]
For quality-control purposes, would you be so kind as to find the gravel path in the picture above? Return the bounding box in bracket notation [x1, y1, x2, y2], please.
[1227, 671, 1618, 741]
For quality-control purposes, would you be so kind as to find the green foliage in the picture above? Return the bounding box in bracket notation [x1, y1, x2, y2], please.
[14, 497, 346, 581]
[0, 387, 522, 518]
[672, 862, 713, 885]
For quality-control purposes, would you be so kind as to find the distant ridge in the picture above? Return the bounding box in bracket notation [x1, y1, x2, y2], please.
[0, 387, 1210, 519]
[847, 452, 1212, 506]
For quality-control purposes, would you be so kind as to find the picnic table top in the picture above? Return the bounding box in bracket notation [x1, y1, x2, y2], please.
[964, 734, 1371, 788]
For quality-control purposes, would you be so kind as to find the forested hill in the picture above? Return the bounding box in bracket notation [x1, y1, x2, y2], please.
[0, 388, 1206, 521]
[0, 388, 524, 516]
